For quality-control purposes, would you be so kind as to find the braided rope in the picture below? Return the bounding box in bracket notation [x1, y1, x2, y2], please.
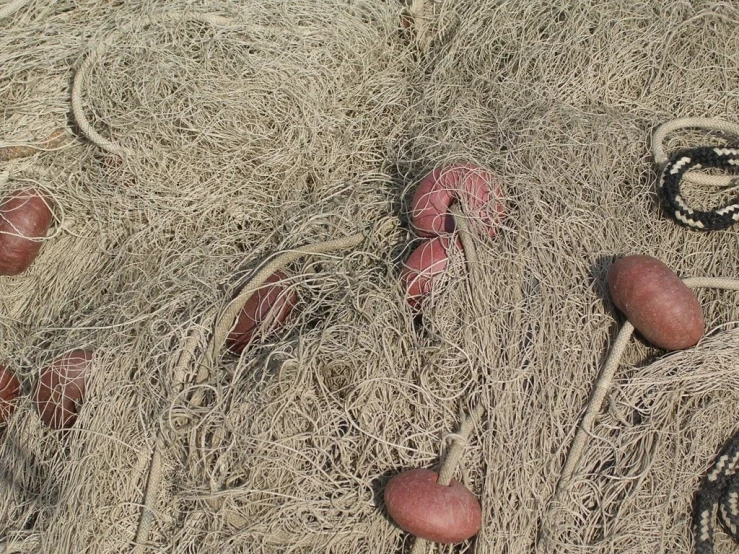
[132, 319, 213, 553]
[653, 118, 739, 187]
[131, 436, 164, 554]
[405, 0, 431, 55]
[686, 276, 739, 554]
[682, 277, 739, 292]
[693, 429, 739, 554]
[659, 146, 739, 230]
[553, 321, 635, 499]
[719, 477, 739, 537]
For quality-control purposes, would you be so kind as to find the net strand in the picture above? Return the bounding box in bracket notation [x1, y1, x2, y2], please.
[132, 231, 366, 550]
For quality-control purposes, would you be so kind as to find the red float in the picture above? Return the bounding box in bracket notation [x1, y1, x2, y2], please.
[384, 468, 482, 544]
[0, 365, 21, 425]
[401, 236, 462, 309]
[226, 271, 298, 354]
[607, 255, 704, 350]
[0, 188, 54, 276]
[410, 164, 505, 238]
[34, 349, 93, 429]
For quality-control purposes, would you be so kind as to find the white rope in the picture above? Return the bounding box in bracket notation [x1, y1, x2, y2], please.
[553, 321, 635, 498]
[652, 117, 739, 187]
[683, 276, 739, 292]
[71, 12, 234, 157]
[0, 0, 31, 20]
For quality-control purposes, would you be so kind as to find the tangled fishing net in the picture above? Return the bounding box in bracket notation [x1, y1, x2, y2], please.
[1, 0, 738, 552]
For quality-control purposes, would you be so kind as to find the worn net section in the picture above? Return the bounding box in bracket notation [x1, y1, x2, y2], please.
[547, 328, 739, 553]
[0, 0, 738, 553]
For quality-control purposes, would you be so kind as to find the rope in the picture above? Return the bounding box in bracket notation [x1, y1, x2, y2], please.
[693, 429, 739, 554]
[410, 206, 485, 554]
[441, 206, 484, 489]
[437, 404, 485, 487]
[450, 203, 479, 272]
[553, 321, 634, 498]
[0, 0, 30, 20]
[544, 275, 739, 546]
[71, 12, 233, 157]
[658, 146, 739, 230]
[131, 436, 164, 554]
[682, 277, 739, 292]
[406, 0, 431, 54]
[652, 118, 739, 187]
[131, 231, 366, 550]
[0, 537, 39, 554]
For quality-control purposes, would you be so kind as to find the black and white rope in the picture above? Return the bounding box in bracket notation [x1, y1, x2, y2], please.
[693, 429, 739, 554]
[653, 118, 739, 187]
[659, 146, 739, 230]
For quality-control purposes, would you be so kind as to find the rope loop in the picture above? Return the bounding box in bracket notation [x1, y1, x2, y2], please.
[652, 118, 739, 230]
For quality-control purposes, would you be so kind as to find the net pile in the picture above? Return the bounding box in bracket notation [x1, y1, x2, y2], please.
[0, 0, 738, 552]
[548, 327, 739, 553]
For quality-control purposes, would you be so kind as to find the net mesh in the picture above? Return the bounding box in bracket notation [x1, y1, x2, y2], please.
[0, 0, 738, 552]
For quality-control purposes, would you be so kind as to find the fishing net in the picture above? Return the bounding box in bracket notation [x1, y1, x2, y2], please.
[0, 0, 738, 552]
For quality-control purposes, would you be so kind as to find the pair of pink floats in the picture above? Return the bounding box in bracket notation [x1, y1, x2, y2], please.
[380, 165, 508, 548]
[401, 164, 507, 309]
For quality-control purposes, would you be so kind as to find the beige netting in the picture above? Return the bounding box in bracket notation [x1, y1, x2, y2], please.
[0, 0, 738, 553]
[547, 327, 739, 553]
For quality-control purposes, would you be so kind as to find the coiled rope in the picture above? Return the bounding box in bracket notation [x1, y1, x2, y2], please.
[693, 428, 739, 554]
[71, 12, 234, 158]
[653, 118, 739, 230]
[652, 118, 739, 187]
[659, 146, 739, 230]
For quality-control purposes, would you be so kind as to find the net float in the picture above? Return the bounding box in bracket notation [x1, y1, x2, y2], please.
[410, 164, 506, 238]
